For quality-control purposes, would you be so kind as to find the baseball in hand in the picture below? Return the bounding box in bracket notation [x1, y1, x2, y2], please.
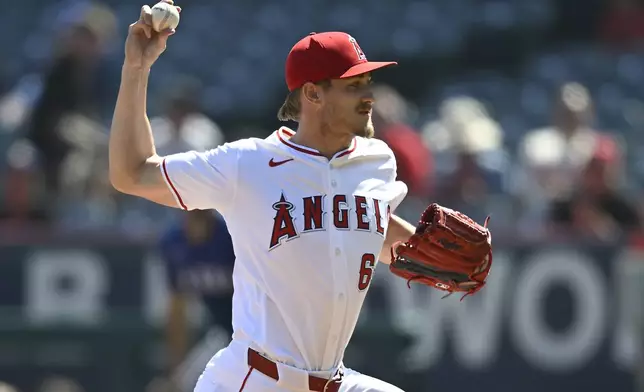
[150, 1, 180, 32]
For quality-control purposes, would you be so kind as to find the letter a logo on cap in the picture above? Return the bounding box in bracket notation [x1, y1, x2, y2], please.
[348, 35, 366, 61]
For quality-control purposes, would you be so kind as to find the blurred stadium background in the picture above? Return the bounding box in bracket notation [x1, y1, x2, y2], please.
[1, 0, 644, 391]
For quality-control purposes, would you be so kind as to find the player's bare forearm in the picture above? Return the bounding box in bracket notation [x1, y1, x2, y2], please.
[379, 214, 415, 264]
[108, 65, 177, 207]
[109, 65, 156, 188]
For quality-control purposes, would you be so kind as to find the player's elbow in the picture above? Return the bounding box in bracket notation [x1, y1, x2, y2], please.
[109, 175, 133, 194]
[109, 167, 137, 194]
[109, 156, 159, 194]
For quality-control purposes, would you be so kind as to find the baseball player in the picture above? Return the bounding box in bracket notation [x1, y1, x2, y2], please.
[160, 210, 236, 391]
[109, 2, 418, 391]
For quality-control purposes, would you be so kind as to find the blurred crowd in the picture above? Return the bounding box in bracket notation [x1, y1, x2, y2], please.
[0, 375, 182, 392]
[0, 0, 643, 243]
[0, 377, 84, 392]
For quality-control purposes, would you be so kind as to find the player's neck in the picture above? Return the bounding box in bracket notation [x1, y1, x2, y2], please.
[290, 121, 354, 160]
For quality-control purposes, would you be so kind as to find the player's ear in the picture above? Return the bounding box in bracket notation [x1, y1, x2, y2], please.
[302, 83, 322, 105]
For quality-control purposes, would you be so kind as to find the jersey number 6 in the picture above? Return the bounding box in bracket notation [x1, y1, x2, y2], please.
[358, 253, 376, 291]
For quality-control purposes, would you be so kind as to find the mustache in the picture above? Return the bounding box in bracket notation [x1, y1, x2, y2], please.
[357, 104, 373, 112]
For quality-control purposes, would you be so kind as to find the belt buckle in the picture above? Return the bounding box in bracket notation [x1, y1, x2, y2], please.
[323, 368, 343, 392]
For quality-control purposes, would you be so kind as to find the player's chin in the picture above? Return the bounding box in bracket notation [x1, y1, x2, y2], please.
[353, 120, 374, 138]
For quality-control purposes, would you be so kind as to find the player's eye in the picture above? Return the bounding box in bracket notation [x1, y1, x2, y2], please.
[348, 81, 371, 90]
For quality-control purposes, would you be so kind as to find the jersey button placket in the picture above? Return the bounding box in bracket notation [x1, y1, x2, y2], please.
[333, 164, 350, 364]
[324, 164, 345, 366]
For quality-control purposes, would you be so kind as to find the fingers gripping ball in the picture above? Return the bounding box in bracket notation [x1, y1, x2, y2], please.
[389, 203, 493, 300]
[151, 1, 180, 32]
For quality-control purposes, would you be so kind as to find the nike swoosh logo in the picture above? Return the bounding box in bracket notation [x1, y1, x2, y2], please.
[268, 158, 294, 167]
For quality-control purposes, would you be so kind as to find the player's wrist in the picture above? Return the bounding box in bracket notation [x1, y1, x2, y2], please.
[122, 62, 152, 75]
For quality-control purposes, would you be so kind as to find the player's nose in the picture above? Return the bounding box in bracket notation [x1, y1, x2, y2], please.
[361, 91, 375, 104]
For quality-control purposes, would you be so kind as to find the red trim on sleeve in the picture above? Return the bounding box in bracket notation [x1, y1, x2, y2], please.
[238, 367, 253, 391]
[162, 158, 188, 210]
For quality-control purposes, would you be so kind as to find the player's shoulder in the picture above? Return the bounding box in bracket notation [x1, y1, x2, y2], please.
[214, 134, 280, 155]
[216, 137, 262, 152]
[354, 137, 396, 162]
[361, 137, 394, 154]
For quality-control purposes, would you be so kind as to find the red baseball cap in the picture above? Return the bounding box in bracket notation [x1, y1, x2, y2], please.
[285, 32, 397, 91]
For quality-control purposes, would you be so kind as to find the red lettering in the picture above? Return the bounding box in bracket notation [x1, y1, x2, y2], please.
[333, 195, 349, 229]
[354, 195, 370, 231]
[303, 196, 324, 231]
[374, 199, 385, 235]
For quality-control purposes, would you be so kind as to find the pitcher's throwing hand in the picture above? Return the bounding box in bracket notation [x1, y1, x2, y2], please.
[123, 0, 180, 70]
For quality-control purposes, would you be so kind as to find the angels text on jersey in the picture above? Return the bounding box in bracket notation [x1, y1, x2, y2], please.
[269, 193, 391, 250]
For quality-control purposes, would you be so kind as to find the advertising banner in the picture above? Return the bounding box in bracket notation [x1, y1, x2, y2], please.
[0, 242, 641, 391]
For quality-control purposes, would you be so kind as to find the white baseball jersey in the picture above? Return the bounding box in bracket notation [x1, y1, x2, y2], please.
[161, 126, 408, 373]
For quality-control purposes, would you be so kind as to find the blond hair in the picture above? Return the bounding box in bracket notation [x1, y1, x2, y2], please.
[277, 80, 331, 122]
[277, 89, 302, 122]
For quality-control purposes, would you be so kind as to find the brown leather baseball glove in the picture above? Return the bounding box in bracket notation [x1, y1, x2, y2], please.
[389, 203, 492, 299]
